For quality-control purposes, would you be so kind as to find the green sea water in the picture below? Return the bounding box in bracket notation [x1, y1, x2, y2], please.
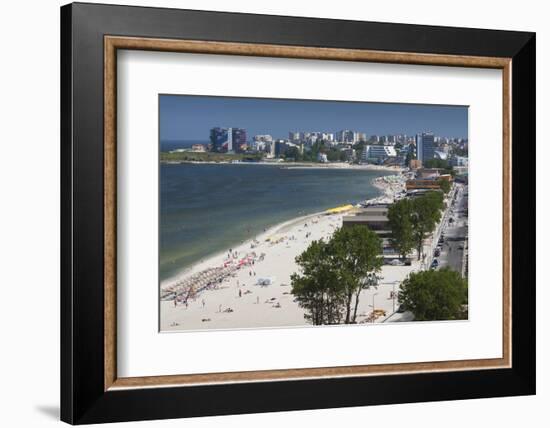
[160, 163, 388, 282]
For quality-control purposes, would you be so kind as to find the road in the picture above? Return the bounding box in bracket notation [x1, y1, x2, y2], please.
[434, 183, 468, 274]
[385, 183, 468, 323]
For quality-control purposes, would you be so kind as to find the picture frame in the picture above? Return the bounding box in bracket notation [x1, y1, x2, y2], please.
[61, 2, 535, 424]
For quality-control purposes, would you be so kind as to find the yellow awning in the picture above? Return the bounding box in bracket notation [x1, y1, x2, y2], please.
[325, 204, 354, 214]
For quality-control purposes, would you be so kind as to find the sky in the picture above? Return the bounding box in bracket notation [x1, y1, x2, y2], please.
[159, 94, 468, 141]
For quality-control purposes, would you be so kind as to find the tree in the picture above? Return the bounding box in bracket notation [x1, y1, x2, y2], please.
[291, 225, 383, 325]
[410, 192, 444, 260]
[398, 268, 468, 321]
[353, 141, 366, 153]
[423, 158, 449, 169]
[328, 226, 383, 323]
[285, 146, 303, 162]
[438, 178, 451, 194]
[326, 148, 340, 162]
[422, 190, 445, 211]
[452, 147, 468, 157]
[291, 240, 345, 325]
[404, 150, 415, 167]
[387, 198, 415, 259]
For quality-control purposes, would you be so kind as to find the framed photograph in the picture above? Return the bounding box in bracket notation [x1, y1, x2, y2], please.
[61, 2, 535, 424]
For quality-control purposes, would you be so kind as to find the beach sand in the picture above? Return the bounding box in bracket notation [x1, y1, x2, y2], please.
[160, 173, 417, 332]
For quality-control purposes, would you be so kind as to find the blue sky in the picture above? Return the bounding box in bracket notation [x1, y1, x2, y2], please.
[159, 94, 468, 141]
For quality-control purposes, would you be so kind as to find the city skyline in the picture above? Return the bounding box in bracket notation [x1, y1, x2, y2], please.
[160, 95, 469, 142]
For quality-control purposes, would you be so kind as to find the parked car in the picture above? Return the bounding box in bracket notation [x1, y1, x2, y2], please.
[430, 259, 439, 269]
[390, 259, 405, 266]
[434, 248, 441, 257]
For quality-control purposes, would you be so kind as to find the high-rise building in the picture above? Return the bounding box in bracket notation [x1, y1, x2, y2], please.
[232, 128, 247, 152]
[337, 130, 356, 143]
[265, 141, 276, 157]
[209, 127, 247, 152]
[356, 132, 367, 142]
[415, 132, 435, 162]
[226, 127, 233, 152]
[210, 127, 228, 152]
[254, 134, 273, 143]
[289, 131, 301, 142]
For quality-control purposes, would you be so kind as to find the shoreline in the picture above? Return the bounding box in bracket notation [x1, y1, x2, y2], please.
[160, 209, 327, 291]
[160, 170, 405, 289]
[162, 159, 404, 173]
[160, 171, 408, 331]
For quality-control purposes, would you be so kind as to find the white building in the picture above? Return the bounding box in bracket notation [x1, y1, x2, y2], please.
[356, 132, 367, 142]
[340, 147, 356, 161]
[265, 141, 275, 158]
[254, 134, 273, 143]
[434, 150, 448, 160]
[336, 130, 356, 143]
[317, 152, 328, 163]
[250, 140, 266, 151]
[288, 131, 300, 142]
[451, 155, 469, 167]
[361, 145, 397, 162]
[251, 134, 273, 152]
[324, 133, 334, 142]
[226, 127, 233, 152]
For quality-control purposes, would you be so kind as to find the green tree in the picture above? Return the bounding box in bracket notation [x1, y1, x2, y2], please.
[452, 147, 468, 157]
[398, 268, 468, 321]
[423, 190, 445, 210]
[387, 199, 415, 259]
[410, 192, 444, 260]
[326, 149, 340, 162]
[404, 150, 415, 167]
[291, 240, 345, 325]
[438, 178, 451, 194]
[423, 158, 449, 169]
[285, 146, 303, 162]
[328, 226, 383, 323]
[353, 141, 366, 153]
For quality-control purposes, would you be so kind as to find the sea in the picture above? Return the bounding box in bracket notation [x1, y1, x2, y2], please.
[159, 157, 390, 282]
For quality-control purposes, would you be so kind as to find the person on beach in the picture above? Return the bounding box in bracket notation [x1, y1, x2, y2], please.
[201, 299, 205, 308]
[239, 289, 242, 298]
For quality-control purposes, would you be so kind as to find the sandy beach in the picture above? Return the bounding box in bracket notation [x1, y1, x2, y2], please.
[160, 172, 416, 332]
[164, 159, 404, 173]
